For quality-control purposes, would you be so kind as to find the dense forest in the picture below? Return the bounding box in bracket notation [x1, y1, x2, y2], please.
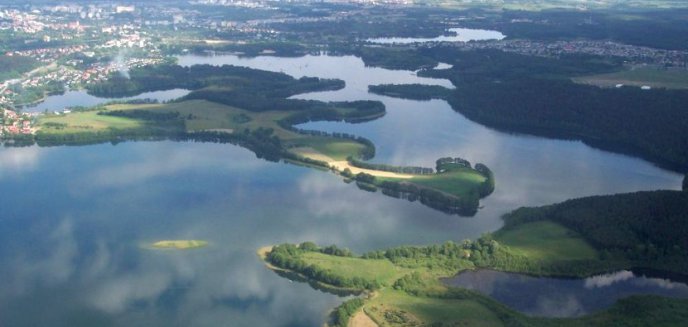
[367, 48, 688, 172]
[0, 55, 38, 82]
[86, 63, 344, 101]
[504, 190, 688, 272]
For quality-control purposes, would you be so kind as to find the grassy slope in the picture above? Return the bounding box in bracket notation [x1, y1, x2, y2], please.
[365, 290, 504, 327]
[495, 221, 598, 262]
[38, 110, 143, 133]
[300, 252, 411, 287]
[403, 168, 487, 196]
[574, 67, 688, 90]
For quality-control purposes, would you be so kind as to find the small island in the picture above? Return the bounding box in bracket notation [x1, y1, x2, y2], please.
[150, 240, 209, 250]
[260, 190, 688, 326]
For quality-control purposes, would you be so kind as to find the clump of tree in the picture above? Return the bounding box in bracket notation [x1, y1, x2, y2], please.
[436, 157, 472, 172]
[504, 190, 688, 273]
[266, 243, 380, 291]
[330, 298, 365, 327]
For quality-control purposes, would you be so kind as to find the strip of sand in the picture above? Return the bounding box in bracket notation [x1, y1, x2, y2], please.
[290, 147, 414, 179]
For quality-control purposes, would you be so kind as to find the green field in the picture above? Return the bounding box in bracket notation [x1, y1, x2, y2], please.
[39, 110, 144, 133]
[300, 252, 411, 286]
[495, 221, 598, 262]
[574, 67, 688, 89]
[365, 290, 504, 327]
[403, 168, 487, 196]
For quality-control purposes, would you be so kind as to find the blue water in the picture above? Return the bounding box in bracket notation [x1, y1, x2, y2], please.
[0, 54, 684, 326]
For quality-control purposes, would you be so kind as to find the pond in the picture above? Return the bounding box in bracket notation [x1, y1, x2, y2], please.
[443, 270, 688, 317]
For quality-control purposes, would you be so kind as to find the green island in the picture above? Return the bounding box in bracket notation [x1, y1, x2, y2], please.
[22, 63, 494, 216]
[150, 240, 209, 250]
[260, 190, 688, 326]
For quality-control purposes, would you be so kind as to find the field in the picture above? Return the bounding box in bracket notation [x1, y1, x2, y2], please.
[300, 252, 411, 286]
[364, 290, 504, 327]
[573, 67, 688, 90]
[38, 110, 143, 134]
[495, 221, 598, 262]
[402, 168, 487, 196]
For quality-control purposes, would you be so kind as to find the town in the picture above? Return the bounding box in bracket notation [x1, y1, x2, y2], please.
[0, 108, 35, 137]
[1, 0, 687, 113]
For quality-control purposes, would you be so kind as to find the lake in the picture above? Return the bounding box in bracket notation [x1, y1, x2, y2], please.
[0, 53, 683, 326]
[366, 27, 506, 44]
[443, 270, 688, 317]
[22, 88, 191, 113]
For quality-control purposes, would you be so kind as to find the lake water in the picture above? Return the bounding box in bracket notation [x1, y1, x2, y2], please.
[22, 88, 191, 113]
[366, 27, 506, 44]
[443, 270, 688, 317]
[0, 53, 683, 326]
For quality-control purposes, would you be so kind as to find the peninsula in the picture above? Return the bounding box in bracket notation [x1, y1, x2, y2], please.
[8, 63, 495, 215]
[260, 190, 688, 326]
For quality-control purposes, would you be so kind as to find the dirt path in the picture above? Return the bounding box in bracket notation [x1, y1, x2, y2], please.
[348, 310, 378, 327]
[290, 147, 414, 179]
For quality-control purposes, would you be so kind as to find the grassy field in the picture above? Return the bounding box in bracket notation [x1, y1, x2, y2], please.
[365, 290, 504, 327]
[403, 168, 486, 196]
[300, 252, 411, 286]
[38, 110, 143, 133]
[295, 138, 367, 161]
[573, 67, 688, 90]
[495, 221, 598, 262]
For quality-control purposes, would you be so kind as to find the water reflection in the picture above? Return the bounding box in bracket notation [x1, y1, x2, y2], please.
[443, 270, 688, 317]
[0, 53, 684, 325]
[22, 89, 190, 113]
[0, 142, 493, 326]
[176, 53, 682, 219]
[366, 27, 506, 44]
[0, 146, 45, 179]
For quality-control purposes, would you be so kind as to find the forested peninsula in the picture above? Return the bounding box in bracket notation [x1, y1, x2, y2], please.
[261, 190, 688, 326]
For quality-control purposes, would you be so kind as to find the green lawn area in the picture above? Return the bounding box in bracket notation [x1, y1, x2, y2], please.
[293, 137, 367, 160]
[495, 221, 598, 261]
[365, 290, 504, 327]
[406, 168, 486, 196]
[300, 252, 411, 286]
[38, 110, 143, 133]
[573, 67, 688, 89]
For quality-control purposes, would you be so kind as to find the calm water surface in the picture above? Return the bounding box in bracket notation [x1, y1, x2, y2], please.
[367, 27, 506, 44]
[23, 89, 190, 113]
[0, 54, 683, 326]
[444, 270, 688, 317]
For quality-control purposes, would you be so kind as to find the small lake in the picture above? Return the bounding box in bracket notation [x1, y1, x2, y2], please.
[366, 27, 506, 44]
[0, 53, 684, 326]
[443, 270, 688, 317]
[22, 88, 191, 113]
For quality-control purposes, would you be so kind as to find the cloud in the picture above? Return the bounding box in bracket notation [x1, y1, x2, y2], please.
[584, 270, 634, 289]
[0, 146, 43, 179]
